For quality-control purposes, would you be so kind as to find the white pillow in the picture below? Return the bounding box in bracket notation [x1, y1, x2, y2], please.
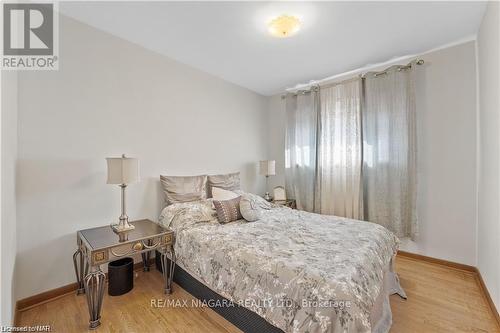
[239, 195, 260, 222]
[239, 193, 274, 222]
[212, 187, 239, 201]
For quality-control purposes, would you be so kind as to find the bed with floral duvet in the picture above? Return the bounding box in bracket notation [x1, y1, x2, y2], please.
[158, 193, 406, 333]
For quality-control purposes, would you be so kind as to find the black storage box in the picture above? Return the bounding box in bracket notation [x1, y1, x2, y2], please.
[108, 257, 133, 296]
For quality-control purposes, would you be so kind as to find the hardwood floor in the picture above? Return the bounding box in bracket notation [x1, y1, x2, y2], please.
[17, 256, 500, 333]
[391, 256, 499, 332]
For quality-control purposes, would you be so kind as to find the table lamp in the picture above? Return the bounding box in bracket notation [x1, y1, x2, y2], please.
[259, 160, 276, 201]
[106, 154, 139, 232]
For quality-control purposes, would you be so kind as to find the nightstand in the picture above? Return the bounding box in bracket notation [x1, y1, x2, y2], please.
[272, 199, 297, 209]
[73, 219, 174, 329]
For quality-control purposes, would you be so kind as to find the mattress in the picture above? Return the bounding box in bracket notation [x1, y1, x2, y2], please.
[158, 196, 405, 333]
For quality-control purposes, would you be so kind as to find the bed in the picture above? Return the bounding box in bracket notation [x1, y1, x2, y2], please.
[157, 194, 406, 333]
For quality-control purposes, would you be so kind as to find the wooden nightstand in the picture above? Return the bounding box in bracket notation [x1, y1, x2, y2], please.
[73, 219, 174, 329]
[272, 199, 297, 209]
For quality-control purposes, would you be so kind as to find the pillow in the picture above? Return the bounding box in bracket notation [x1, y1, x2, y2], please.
[212, 187, 239, 201]
[160, 175, 207, 205]
[207, 172, 240, 198]
[213, 196, 242, 223]
[242, 192, 274, 209]
[239, 193, 273, 222]
[159, 201, 217, 231]
[239, 195, 260, 222]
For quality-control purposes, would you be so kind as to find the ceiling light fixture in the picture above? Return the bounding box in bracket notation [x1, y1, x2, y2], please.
[268, 15, 301, 38]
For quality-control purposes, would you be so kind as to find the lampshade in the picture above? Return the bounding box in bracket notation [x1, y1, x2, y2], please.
[106, 155, 139, 185]
[259, 160, 276, 176]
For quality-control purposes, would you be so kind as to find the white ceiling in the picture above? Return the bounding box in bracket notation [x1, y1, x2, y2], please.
[60, 1, 486, 96]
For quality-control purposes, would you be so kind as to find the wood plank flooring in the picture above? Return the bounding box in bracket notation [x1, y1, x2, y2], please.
[17, 256, 500, 332]
[392, 256, 498, 332]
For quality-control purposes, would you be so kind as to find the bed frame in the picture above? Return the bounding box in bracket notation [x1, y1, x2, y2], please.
[155, 251, 283, 333]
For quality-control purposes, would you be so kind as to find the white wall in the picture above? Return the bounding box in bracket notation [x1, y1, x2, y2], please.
[402, 41, 477, 265]
[15, 15, 268, 299]
[1, 71, 18, 325]
[267, 41, 478, 266]
[477, 1, 500, 311]
[267, 94, 286, 191]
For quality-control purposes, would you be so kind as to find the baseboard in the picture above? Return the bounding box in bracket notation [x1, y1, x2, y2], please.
[475, 268, 500, 328]
[397, 250, 476, 272]
[15, 259, 155, 317]
[397, 250, 500, 328]
[17, 282, 79, 312]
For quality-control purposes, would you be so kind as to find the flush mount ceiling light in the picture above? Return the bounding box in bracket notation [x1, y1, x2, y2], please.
[268, 15, 301, 38]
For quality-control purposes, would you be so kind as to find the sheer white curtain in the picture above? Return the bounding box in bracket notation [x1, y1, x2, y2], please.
[318, 79, 363, 219]
[362, 65, 418, 239]
[284, 90, 320, 212]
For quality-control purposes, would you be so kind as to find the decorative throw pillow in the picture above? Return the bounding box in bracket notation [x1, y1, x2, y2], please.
[244, 192, 274, 209]
[160, 175, 207, 205]
[159, 201, 217, 230]
[212, 187, 239, 201]
[240, 193, 276, 222]
[207, 172, 240, 198]
[213, 196, 242, 223]
[239, 195, 261, 222]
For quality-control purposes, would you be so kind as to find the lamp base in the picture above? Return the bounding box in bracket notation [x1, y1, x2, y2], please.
[112, 185, 134, 233]
[111, 223, 135, 233]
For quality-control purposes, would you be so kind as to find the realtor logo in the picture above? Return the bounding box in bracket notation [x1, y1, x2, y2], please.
[1, 2, 58, 70]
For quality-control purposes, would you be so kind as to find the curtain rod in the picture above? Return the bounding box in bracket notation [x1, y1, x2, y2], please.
[282, 59, 424, 98]
[362, 59, 424, 78]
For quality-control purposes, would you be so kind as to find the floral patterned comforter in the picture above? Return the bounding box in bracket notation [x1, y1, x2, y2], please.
[158, 198, 400, 333]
